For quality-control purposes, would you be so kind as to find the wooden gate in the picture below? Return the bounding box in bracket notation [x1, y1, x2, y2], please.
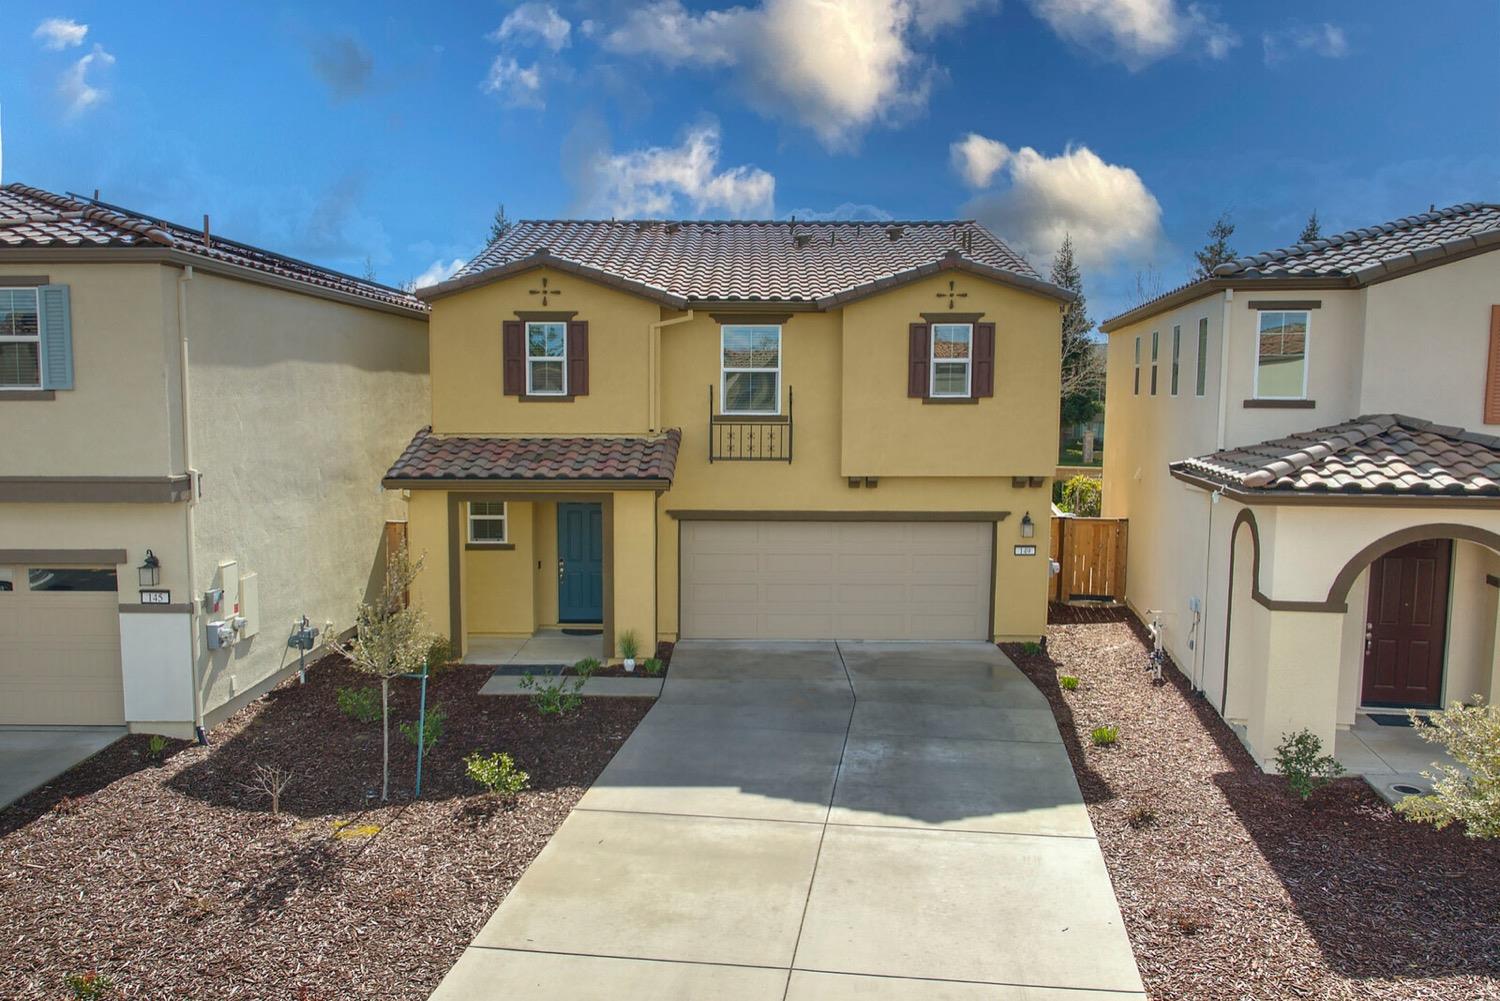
[1050, 516, 1128, 602]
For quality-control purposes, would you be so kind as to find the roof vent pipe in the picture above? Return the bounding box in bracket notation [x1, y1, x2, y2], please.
[203, 214, 212, 250]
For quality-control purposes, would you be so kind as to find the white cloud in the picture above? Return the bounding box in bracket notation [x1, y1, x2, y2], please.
[414, 257, 467, 289]
[950, 133, 1012, 189]
[602, 0, 990, 150]
[1026, 0, 1236, 68]
[492, 3, 572, 52]
[1263, 23, 1348, 65]
[958, 139, 1162, 270]
[577, 123, 775, 218]
[34, 17, 87, 50]
[783, 202, 894, 221]
[59, 44, 115, 118]
[483, 56, 544, 108]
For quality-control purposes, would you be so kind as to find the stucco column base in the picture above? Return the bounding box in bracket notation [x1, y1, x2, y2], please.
[1246, 608, 1344, 771]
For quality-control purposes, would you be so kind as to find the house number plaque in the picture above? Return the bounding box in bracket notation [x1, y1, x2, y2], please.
[1013, 545, 1037, 556]
[140, 588, 172, 604]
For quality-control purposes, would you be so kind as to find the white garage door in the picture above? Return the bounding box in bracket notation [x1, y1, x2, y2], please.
[680, 520, 993, 640]
[0, 565, 125, 725]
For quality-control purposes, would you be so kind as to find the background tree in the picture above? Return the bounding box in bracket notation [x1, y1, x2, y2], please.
[1051, 235, 1103, 407]
[1193, 212, 1237, 279]
[328, 542, 430, 800]
[488, 203, 512, 244]
[1298, 210, 1322, 243]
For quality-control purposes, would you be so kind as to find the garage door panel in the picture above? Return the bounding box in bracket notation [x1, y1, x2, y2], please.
[0, 566, 125, 726]
[763, 553, 836, 577]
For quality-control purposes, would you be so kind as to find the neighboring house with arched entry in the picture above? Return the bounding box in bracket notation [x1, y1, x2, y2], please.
[1099, 201, 1500, 780]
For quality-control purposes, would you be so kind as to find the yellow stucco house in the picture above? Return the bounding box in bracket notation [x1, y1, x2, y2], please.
[1100, 201, 1500, 783]
[0, 183, 428, 739]
[392, 220, 1072, 660]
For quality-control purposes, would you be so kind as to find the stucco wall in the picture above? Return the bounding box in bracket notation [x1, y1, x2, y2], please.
[465, 501, 537, 635]
[1446, 540, 1500, 705]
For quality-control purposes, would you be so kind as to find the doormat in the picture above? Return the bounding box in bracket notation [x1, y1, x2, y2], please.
[561, 628, 603, 636]
[1367, 713, 1430, 727]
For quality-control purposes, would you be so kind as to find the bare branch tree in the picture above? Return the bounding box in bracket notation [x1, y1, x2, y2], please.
[247, 763, 294, 817]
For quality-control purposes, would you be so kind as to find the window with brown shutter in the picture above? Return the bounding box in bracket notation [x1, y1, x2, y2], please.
[908, 322, 930, 397]
[501, 320, 524, 395]
[567, 320, 589, 396]
[972, 322, 995, 397]
[1485, 306, 1500, 424]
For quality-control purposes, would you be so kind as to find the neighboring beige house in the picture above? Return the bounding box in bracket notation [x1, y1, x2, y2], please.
[1100, 202, 1500, 768]
[0, 183, 428, 739]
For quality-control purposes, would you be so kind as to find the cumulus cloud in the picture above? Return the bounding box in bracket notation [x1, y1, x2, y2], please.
[414, 257, 468, 289]
[1026, 0, 1236, 68]
[1263, 23, 1348, 64]
[950, 133, 1012, 189]
[575, 123, 775, 218]
[602, 0, 990, 149]
[309, 34, 373, 99]
[34, 17, 87, 50]
[957, 137, 1162, 270]
[59, 44, 115, 117]
[492, 3, 572, 51]
[483, 56, 544, 108]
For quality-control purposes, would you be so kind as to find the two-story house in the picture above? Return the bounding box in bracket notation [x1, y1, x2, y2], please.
[1100, 202, 1500, 771]
[391, 221, 1071, 660]
[0, 183, 428, 740]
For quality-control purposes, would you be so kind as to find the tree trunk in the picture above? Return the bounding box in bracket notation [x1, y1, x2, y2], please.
[1082, 427, 1096, 464]
[380, 677, 390, 801]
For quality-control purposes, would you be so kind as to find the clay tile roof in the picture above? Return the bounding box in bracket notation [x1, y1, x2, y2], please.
[437, 219, 1063, 304]
[0, 183, 425, 314]
[382, 427, 683, 484]
[1170, 415, 1500, 499]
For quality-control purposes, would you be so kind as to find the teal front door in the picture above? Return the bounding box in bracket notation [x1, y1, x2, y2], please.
[557, 503, 604, 623]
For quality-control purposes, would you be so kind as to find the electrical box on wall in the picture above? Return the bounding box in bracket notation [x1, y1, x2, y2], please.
[217, 561, 240, 623]
[238, 572, 260, 639]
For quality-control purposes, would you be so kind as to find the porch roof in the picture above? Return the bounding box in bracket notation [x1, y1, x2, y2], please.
[382, 427, 681, 486]
[1170, 414, 1500, 502]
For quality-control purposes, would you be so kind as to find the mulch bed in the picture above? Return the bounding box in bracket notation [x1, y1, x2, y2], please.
[0, 658, 651, 1000]
[1004, 620, 1500, 1001]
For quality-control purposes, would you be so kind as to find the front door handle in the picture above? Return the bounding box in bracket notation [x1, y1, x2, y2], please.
[558, 558, 566, 580]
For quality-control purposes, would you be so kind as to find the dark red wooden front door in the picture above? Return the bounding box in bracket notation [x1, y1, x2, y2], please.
[1361, 539, 1450, 708]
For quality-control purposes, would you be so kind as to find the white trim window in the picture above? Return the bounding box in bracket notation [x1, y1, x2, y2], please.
[526, 321, 568, 396]
[1133, 336, 1141, 395]
[1195, 317, 1209, 397]
[1254, 310, 1311, 400]
[468, 501, 508, 544]
[930, 323, 973, 398]
[721, 324, 781, 414]
[0, 288, 41, 390]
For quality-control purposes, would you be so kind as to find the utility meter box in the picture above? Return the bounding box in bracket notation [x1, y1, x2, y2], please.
[206, 619, 233, 650]
[238, 572, 260, 639]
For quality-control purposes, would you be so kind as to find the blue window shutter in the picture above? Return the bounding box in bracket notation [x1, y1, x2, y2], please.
[38, 284, 73, 390]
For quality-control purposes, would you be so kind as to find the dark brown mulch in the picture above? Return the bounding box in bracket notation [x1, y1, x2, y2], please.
[0, 658, 650, 1000]
[1048, 600, 1132, 625]
[1004, 621, 1500, 1001]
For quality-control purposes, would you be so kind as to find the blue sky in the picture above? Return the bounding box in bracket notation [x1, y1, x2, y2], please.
[2, 1, 1496, 320]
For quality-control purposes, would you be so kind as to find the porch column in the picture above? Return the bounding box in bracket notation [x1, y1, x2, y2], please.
[1489, 599, 1500, 705]
[609, 490, 657, 662]
[1245, 608, 1344, 770]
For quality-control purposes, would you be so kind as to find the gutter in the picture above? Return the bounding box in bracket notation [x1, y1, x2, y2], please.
[176, 264, 207, 743]
[648, 310, 696, 431]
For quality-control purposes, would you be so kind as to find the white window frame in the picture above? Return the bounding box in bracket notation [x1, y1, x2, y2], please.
[1170, 324, 1181, 396]
[1195, 317, 1209, 397]
[525, 321, 568, 397]
[0, 287, 42, 391]
[719, 324, 782, 415]
[1133, 336, 1141, 395]
[1252, 309, 1312, 401]
[467, 501, 509, 544]
[1150, 330, 1159, 396]
[929, 322, 973, 399]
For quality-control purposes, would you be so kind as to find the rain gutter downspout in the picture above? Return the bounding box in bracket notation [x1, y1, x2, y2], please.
[177, 264, 206, 743]
[1199, 287, 1235, 694]
[647, 310, 696, 431]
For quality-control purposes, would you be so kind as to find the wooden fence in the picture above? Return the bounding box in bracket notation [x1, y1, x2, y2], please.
[1050, 516, 1128, 602]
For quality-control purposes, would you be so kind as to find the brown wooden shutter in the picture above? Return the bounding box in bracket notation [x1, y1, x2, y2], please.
[908, 322, 930, 398]
[502, 320, 524, 396]
[567, 320, 589, 396]
[972, 322, 995, 398]
[1486, 306, 1500, 424]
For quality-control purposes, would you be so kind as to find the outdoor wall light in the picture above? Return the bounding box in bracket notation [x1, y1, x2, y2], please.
[1020, 512, 1035, 539]
[137, 549, 161, 588]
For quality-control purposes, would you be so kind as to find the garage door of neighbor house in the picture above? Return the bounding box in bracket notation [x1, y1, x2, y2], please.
[680, 521, 993, 640]
[0, 565, 125, 725]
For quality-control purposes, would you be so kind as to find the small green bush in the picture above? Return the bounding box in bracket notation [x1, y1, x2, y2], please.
[1059, 675, 1080, 691]
[464, 751, 530, 798]
[1021, 640, 1043, 657]
[1394, 697, 1500, 837]
[336, 686, 381, 724]
[572, 657, 603, 680]
[425, 635, 456, 672]
[399, 704, 446, 753]
[146, 734, 169, 759]
[617, 629, 640, 660]
[1274, 729, 1345, 800]
[1058, 474, 1102, 517]
[641, 656, 664, 676]
[1090, 724, 1119, 747]
[520, 673, 584, 716]
[64, 972, 113, 1000]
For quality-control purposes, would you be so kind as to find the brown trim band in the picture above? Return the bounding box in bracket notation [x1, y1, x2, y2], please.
[385, 478, 669, 492]
[119, 602, 192, 614]
[0, 548, 127, 564]
[922, 397, 979, 405]
[920, 312, 985, 323]
[1172, 467, 1500, 509]
[1243, 399, 1316, 409]
[711, 414, 790, 425]
[0, 390, 56, 401]
[666, 510, 1011, 522]
[1225, 508, 1350, 616]
[1486, 573, 1500, 589]
[514, 311, 577, 322]
[1247, 300, 1322, 310]
[708, 312, 793, 325]
[0, 275, 51, 286]
[517, 394, 577, 403]
[0, 475, 192, 503]
[465, 542, 517, 551]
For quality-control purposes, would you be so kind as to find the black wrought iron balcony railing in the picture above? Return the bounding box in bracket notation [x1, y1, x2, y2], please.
[708, 385, 793, 463]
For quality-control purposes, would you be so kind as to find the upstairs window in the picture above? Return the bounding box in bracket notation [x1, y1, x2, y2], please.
[1254, 310, 1310, 399]
[526, 321, 568, 396]
[1170, 324, 1181, 396]
[930, 323, 973, 398]
[1195, 317, 1209, 396]
[1150, 330, 1159, 396]
[0, 288, 41, 390]
[468, 501, 508, 544]
[721, 324, 781, 414]
[1133, 336, 1141, 395]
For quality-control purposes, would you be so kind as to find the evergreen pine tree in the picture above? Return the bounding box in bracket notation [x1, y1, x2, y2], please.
[1193, 212, 1237, 279]
[1298, 210, 1322, 244]
[1050, 235, 1102, 422]
[488, 204, 512, 244]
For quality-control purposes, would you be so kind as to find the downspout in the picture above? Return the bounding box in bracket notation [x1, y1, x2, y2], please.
[647, 310, 696, 431]
[1214, 287, 1234, 451]
[1200, 287, 1235, 694]
[177, 265, 206, 743]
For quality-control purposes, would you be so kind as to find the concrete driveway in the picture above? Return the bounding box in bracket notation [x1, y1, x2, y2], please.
[0, 726, 126, 810]
[431, 641, 1144, 1000]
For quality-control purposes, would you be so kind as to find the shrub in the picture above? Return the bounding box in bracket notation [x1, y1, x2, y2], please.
[465, 751, 530, 798]
[1090, 724, 1119, 747]
[641, 657, 664, 676]
[1126, 804, 1156, 829]
[425, 635, 456, 672]
[618, 629, 640, 660]
[1058, 474, 1102, 518]
[1274, 729, 1345, 800]
[1394, 697, 1500, 838]
[1059, 674, 1080, 691]
[1021, 640, 1043, 657]
[146, 734, 169, 760]
[246, 763, 294, 817]
[64, 971, 113, 999]
[336, 686, 381, 724]
[399, 704, 446, 753]
[572, 657, 603, 680]
[520, 673, 584, 716]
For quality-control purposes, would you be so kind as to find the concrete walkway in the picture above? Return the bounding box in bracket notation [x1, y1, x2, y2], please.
[432, 640, 1144, 1000]
[0, 726, 126, 810]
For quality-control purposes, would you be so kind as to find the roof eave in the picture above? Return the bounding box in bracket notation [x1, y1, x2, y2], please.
[1168, 465, 1500, 507]
[417, 250, 689, 308]
[382, 476, 672, 491]
[817, 254, 1075, 309]
[1099, 276, 1356, 333]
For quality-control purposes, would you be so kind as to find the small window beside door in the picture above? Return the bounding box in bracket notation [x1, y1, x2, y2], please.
[468, 501, 509, 544]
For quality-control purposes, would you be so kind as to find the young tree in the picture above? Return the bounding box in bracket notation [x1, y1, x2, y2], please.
[488, 203, 512, 245]
[1298, 210, 1322, 244]
[328, 543, 430, 800]
[1050, 235, 1103, 404]
[361, 256, 377, 282]
[1193, 212, 1237, 279]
